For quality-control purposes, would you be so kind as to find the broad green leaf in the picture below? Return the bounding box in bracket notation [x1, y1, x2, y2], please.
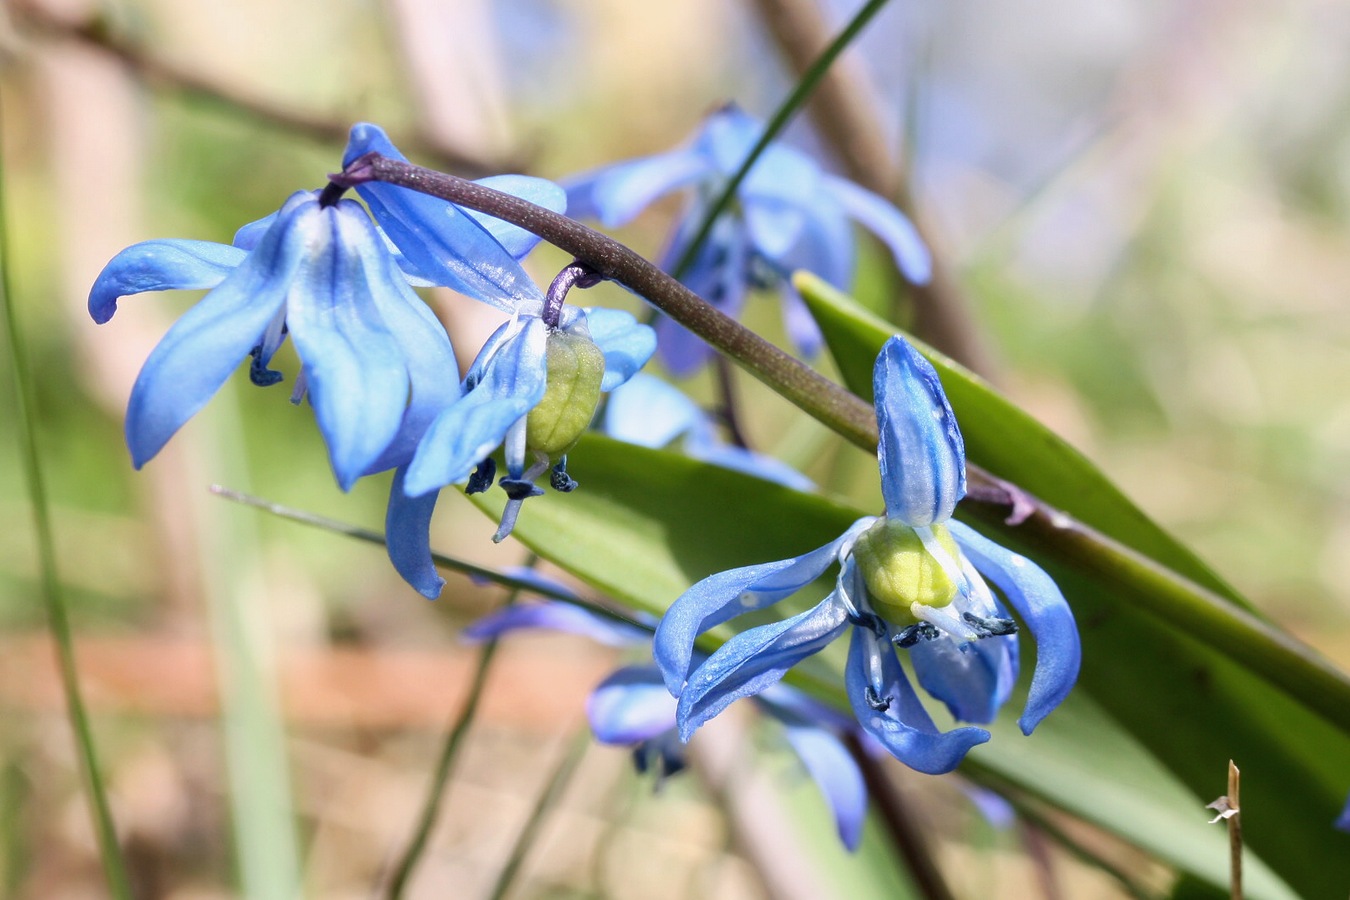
[467, 436, 1343, 897]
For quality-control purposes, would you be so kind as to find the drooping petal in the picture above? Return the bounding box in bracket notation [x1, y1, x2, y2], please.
[579, 307, 657, 391]
[343, 123, 544, 311]
[948, 520, 1080, 734]
[89, 239, 246, 324]
[780, 722, 868, 851]
[603, 373, 703, 448]
[463, 601, 648, 647]
[403, 317, 549, 496]
[824, 174, 932, 285]
[284, 199, 410, 490]
[874, 335, 966, 526]
[565, 151, 710, 228]
[676, 597, 851, 741]
[123, 195, 314, 467]
[740, 144, 822, 260]
[691, 443, 816, 492]
[652, 525, 864, 694]
[232, 211, 279, 251]
[781, 191, 855, 290]
[696, 104, 762, 174]
[845, 626, 990, 774]
[656, 215, 750, 377]
[468, 174, 567, 259]
[385, 464, 443, 599]
[909, 632, 1018, 725]
[587, 665, 680, 744]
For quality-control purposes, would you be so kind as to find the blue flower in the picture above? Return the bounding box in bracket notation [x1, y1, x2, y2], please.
[89, 189, 460, 490]
[653, 336, 1081, 774]
[603, 373, 814, 491]
[465, 596, 869, 850]
[396, 300, 655, 568]
[565, 104, 931, 375]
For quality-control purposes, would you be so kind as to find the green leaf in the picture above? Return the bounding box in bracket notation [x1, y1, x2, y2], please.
[466, 436, 1345, 897]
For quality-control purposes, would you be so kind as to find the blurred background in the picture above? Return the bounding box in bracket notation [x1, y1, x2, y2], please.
[1, 0, 1347, 896]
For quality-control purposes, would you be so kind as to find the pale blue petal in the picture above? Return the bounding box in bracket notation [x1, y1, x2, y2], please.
[691, 444, 815, 492]
[875, 335, 966, 525]
[652, 530, 858, 695]
[468, 566, 581, 602]
[781, 722, 868, 851]
[468, 174, 567, 259]
[696, 105, 762, 174]
[587, 666, 679, 744]
[565, 151, 710, 227]
[910, 633, 1018, 724]
[744, 199, 809, 262]
[463, 601, 648, 647]
[778, 284, 825, 359]
[846, 627, 990, 774]
[603, 373, 702, 448]
[676, 598, 850, 740]
[232, 211, 279, 251]
[344, 122, 544, 310]
[783, 191, 855, 288]
[403, 318, 549, 496]
[284, 200, 410, 490]
[386, 465, 444, 599]
[758, 683, 856, 733]
[961, 784, 1016, 829]
[657, 217, 750, 377]
[123, 199, 310, 467]
[89, 239, 245, 324]
[580, 307, 657, 391]
[824, 174, 932, 285]
[948, 521, 1080, 734]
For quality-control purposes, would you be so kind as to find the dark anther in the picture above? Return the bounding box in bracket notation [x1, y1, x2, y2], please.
[550, 459, 578, 492]
[894, 622, 941, 648]
[846, 610, 887, 637]
[248, 346, 283, 387]
[317, 181, 347, 209]
[543, 260, 604, 328]
[500, 477, 545, 501]
[465, 458, 496, 494]
[962, 612, 1019, 638]
[864, 686, 892, 713]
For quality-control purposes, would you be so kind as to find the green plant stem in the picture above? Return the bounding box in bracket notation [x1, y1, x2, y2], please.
[668, 0, 891, 280]
[488, 729, 590, 900]
[0, 105, 132, 897]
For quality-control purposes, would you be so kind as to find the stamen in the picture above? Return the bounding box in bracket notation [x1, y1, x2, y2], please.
[550, 458, 578, 492]
[248, 345, 284, 387]
[499, 478, 545, 501]
[465, 458, 496, 494]
[864, 686, 892, 712]
[894, 622, 941, 648]
[962, 611, 1019, 637]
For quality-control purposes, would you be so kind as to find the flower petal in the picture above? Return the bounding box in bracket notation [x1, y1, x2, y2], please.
[780, 722, 868, 851]
[846, 627, 990, 774]
[824, 174, 932, 285]
[948, 520, 1080, 734]
[909, 632, 1018, 724]
[580, 307, 657, 391]
[587, 665, 679, 744]
[89, 239, 246, 324]
[676, 598, 850, 740]
[344, 123, 544, 311]
[463, 601, 648, 647]
[565, 150, 710, 228]
[403, 317, 549, 496]
[652, 525, 864, 695]
[1335, 792, 1350, 833]
[284, 200, 410, 490]
[468, 174, 567, 259]
[874, 335, 966, 525]
[123, 196, 314, 467]
[603, 373, 702, 448]
[691, 443, 816, 492]
[385, 464, 444, 599]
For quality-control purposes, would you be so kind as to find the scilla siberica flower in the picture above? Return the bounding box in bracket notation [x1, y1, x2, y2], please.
[654, 336, 1081, 774]
[565, 104, 932, 376]
[464, 594, 868, 850]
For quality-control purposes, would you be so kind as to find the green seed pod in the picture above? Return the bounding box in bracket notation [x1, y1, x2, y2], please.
[851, 519, 962, 625]
[526, 330, 607, 457]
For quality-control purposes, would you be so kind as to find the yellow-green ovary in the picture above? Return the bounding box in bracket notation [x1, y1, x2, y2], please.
[525, 331, 607, 457]
[851, 519, 961, 625]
